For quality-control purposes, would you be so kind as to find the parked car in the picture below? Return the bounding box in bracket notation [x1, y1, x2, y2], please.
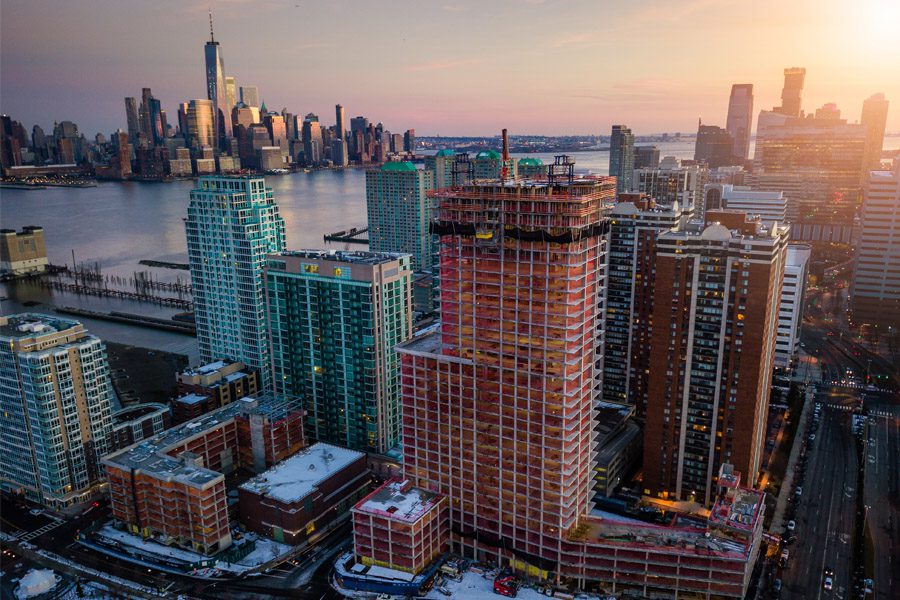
[786, 520, 796, 531]
[493, 574, 518, 597]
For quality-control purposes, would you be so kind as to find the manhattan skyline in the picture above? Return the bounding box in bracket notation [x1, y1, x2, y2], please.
[2, 0, 899, 137]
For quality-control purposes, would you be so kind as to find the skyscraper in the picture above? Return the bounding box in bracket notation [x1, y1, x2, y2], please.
[335, 104, 346, 141]
[850, 160, 900, 329]
[424, 149, 456, 189]
[124, 97, 140, 143]
[861, 92, 890, 170]
[204, 12, 232, 146]
[601, 195, 689, 411]
[726, 84, 754, 161]
[225, 76, 237, 111]
[775, 67, 805, 117]
[1, 314, 114, 508]
[365, 162, 435, 273]
[186, 99, 215, 149]
[301, 114, 323, 165]
[634, 145, 660, 169]
[398, 170, 609, 572]
[266, 250, 413, 453]
[185, 176, 286, 388]
[240, 86, 260, 108]
[403, 129, 415, 153]
[609, 124, 635, 194]
[694, 123, 735, 168]
[643, 212, 788, 504]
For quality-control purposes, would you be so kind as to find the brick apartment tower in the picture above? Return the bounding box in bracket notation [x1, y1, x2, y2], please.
[398, 160, 614, 569]
[642, 211, 788, 505]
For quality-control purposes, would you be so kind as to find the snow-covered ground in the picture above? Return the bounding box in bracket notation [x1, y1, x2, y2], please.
[95, 524, 291, 574]
[423, 570, 610, 600]
[15, 569, 58, 599]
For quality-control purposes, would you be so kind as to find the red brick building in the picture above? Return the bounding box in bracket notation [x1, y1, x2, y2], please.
[173, 360, 259, 423]
[238, 443, 369, 545]
[643, 211, 788, 504]
[103, 395, 304, 554]
[352, 479, 449, 575]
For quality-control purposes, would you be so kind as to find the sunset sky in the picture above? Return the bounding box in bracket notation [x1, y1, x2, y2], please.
[2, 0, 899, 137]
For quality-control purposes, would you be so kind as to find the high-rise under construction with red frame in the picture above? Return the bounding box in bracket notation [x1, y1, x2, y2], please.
[398, 156, 614, 569]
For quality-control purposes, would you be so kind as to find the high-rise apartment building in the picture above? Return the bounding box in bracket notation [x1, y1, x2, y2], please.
[301, 114, 323, 165]
[851, 161, 900, 329]
[1, 314, 114, 508]
[609, 124, 634, 194]
[776, 244, 811, 368]
[633, 156, 705, 209]
[186, 176, 285, 388]
[726, 84, 754, 161]
[602, 195, 689, 411]
[204, 14, 231, 145]
[776, 67, 806, 117]
[331, 138, 349, 167]
[643, 212, 788, 504]
[266, 250, 413, 453]
[425, 150, 456, 189]
[861, 93, 890, 170]
[365, 162, 435, 273]
[240, 86, 260, 108]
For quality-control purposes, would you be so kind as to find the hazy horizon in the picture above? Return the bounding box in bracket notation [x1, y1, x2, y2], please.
[2, 0, 898, 138]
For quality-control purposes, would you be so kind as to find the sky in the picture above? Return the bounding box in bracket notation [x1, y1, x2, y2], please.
[2, 0, 899, 137]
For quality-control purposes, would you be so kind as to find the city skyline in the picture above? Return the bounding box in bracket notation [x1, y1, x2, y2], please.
[2, 0, 899, 137]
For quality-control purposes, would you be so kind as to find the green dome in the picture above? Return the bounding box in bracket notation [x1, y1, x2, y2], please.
[518, 157, 543, 166]
[380, 161, 417, 172]
[476, 149, 502, 160]
[435, 149, 456, 157]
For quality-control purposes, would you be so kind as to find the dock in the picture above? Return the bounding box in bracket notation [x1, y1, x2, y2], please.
[324, 227, 369, 244]
[55, 307, 196, 335]
[139, 260, 191, 271]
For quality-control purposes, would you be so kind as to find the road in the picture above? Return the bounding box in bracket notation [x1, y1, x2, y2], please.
[862, 394, 900, 600]
[780, 384, 858, 600]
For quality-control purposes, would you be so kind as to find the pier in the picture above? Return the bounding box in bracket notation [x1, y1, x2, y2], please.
[55, 307, 196, 334]
[324, 226, 369, 244]
[40, 279, 193, 309]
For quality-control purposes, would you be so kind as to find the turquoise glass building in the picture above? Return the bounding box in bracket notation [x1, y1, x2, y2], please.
[265, 250, 413, 453]
[186, 175, 285, 388]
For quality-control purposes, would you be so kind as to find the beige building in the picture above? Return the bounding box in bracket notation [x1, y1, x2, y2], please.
[1, 226, 48, 275]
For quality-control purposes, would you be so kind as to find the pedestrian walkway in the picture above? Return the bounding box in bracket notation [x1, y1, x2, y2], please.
[770, 384, 815, 530]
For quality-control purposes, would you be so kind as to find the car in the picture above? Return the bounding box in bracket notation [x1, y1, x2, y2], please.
[493, 574, 518, 597]
[795, 487, 803, 497]
[809, 434, 816, 441]
[824, 576, 834, 591]
[824, 567, 834, 577]
[773, 579, 782, 592]
[786, 520, 796, 531]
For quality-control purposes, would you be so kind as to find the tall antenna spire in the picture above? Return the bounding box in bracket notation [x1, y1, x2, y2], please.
[209, 9, 215, 42]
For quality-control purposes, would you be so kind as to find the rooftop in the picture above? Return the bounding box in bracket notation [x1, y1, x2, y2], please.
[353, 479, 444, 523]
[0, 313, 83, 341]
[434, 149, 456, 157]
[102, 395, 300, 486]
[174, 393, 208, 405]
[380, 161, 417, 172]
[475, 149, 502, 160]
[240, 443, 364, 504]
[274, 249, 409, 266]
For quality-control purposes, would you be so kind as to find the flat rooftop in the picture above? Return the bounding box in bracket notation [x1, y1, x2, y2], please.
[275, 249, 408, 265]
[102, 395, 299, 486]
[174, 393, 208, 405]
[709, 487, 764, 533]
[240, 443, 364, 504]
[354, 479, 444, 523]
[179, 359, 235, 377]
[0, 313, 82, 340]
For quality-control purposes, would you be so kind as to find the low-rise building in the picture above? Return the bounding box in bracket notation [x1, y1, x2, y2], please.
[106, 403, 171, 453]
[1, 226, 48, 276]
[776, 244, 812, 368]
[593, 404, 642, 498]
[239, 443, 369, 545]
[102, 395, 304, 554]
[352, 479, 449, 575]
[174, 360, 259, 422]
